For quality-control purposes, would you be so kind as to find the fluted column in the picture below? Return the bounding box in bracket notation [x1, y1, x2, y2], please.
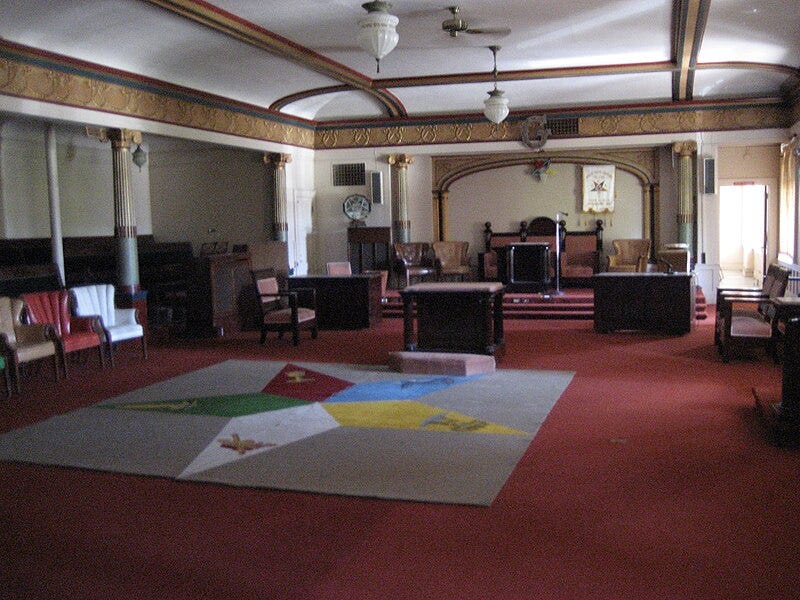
[673, 141, 697, 252]
[105, 128, 141, 292]
[388, 153, 413, 243]
[264, 152, 292, 242]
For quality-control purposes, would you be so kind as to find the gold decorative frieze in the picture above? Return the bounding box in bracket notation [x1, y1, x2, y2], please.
[0, 51, 314, 149]
[0, 43, 793, 152]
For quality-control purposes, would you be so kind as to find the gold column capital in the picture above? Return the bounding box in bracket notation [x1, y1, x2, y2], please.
[264, 152, 292, 167]
[672, 141, 697, 157]
[98, 128, 142, 149]
[388, 154, 414, 168]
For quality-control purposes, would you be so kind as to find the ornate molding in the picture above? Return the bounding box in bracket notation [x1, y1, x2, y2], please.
[0, 44, 315, 148]
[432, 148, 660, 192]
[672, 141, 697, 156]
[0, 41, 792, 151]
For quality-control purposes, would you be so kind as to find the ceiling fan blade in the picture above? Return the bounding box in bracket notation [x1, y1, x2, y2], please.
[465, 27, 512, 37]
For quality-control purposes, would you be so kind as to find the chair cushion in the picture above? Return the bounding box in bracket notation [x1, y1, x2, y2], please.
[107, 323, 145, 343]
[730, 315, 772, 338]
[15, 340, 57, 362]
[62, 331, 102, 353]
[264, 307, 316, 324]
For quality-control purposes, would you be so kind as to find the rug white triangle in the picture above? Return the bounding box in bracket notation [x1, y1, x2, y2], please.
[178, 403, 339, 478]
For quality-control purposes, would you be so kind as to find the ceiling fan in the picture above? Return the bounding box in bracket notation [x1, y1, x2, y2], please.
[441, 6, 511, 38]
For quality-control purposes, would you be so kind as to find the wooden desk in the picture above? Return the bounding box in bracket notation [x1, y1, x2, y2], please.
[593, 272, 696, 334]
[399, 282, 505, 356]
[288, 273, 382, 330]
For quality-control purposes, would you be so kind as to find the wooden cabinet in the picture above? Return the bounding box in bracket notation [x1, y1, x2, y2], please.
[189, 252, 259, 336]
[348, 227, 391, 274]
[288, 273, 382, 330]
[593, 272, 696, 334]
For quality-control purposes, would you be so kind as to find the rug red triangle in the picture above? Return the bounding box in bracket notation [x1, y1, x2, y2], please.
[262, 363, 354, 402]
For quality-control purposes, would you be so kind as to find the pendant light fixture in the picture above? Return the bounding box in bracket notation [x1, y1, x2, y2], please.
[358, 1, 399, 73]
[131, 143, 147, 171]
[483, 45, 509, 124]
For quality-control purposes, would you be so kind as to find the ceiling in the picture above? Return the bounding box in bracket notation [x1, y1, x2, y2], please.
[1, 0, 799, 126]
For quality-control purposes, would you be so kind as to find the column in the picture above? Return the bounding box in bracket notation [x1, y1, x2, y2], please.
[388, 153, 414, 243]
[104, 128, 141, 293]
[264, 152, 292, 242]
[45, 125, 66, 286]
[673, 141, 697, 253]
[432, 190, 448, 241]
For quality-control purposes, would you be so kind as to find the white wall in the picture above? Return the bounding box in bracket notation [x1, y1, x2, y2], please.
[446, 162, 645, 262]
[0, 120, 151, 238]
[148, 139, 268, 254]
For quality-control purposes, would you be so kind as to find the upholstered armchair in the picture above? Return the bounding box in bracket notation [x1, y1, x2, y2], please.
[394, 242, 436, 287]
[22, 290, 106, 377]
[432, 241, 471, 281]
[254, 274, 318, 346]
[0, 296, 60, 393]
[70, 284, 147, 366]
[607, 239, 651, 272]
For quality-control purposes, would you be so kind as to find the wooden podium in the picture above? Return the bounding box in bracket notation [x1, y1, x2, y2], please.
[399, 282, 505, 356]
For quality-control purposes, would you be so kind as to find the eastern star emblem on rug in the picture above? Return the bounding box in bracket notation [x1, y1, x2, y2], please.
[0, 360, 574, 506]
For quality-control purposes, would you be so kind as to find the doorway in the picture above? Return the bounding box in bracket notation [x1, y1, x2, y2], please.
[718, 183, 767, 287]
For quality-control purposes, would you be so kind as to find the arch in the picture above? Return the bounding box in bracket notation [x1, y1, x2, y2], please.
[431, 149, 660, 243]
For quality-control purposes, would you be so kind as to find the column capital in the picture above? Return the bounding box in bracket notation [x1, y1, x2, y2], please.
[99, 128, 142, 149]
[388, 153, 414, 168]
[672, 141, 697, 157]
[264, 152, 292, 167]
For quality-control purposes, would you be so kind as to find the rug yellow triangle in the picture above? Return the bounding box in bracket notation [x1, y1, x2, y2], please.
[323, 401, 528, 435]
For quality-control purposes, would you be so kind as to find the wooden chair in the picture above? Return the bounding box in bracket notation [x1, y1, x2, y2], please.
[714, 264, 789, 346]
[0, 296, 60, 392]
[607, 239, 651, 272]
[70, 284, 147, 366]
[432, 241, 470, 281]
[394, 242, 436, 287]
[22, 290, 106, 377]
[325, 262, 352, 276]
[253, 275, 317, 346]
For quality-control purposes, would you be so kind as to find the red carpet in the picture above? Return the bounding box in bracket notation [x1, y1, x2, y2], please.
[1, 315, 798, 599]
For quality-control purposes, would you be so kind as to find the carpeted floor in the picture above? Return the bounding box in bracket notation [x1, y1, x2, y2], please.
[0, 359, 572, 505]
[2, 317, 800, 599]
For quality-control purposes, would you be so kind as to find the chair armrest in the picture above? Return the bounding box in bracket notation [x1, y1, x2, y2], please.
[114, 307, 140, 326]
[71, 315, 104, 336]
[14, 323, 54, 344]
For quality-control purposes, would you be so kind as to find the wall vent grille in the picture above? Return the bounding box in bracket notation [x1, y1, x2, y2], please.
[548, 117, 580, 137]
[332, 163, 366, 186]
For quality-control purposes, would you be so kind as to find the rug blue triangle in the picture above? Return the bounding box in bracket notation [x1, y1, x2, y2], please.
[325, 375, 483, 402]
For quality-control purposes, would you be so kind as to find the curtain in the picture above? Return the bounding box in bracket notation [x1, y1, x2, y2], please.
[779, 137, 798, 263]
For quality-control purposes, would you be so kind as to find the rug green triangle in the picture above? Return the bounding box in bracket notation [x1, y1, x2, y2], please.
[100, 393, 306, 417]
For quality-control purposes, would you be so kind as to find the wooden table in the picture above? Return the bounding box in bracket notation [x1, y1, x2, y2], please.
[593, 272, 696, 334]
[288, 273, 382, 330]
[399, 282, 505, 356]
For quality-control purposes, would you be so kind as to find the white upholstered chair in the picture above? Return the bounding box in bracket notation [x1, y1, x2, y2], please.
[70, 284, 147, 365]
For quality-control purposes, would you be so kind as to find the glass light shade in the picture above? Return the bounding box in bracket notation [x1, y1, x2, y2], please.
[484, 88, 510, 124]
[131, 144, 147, 170]
[358, 2, 399, 63]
